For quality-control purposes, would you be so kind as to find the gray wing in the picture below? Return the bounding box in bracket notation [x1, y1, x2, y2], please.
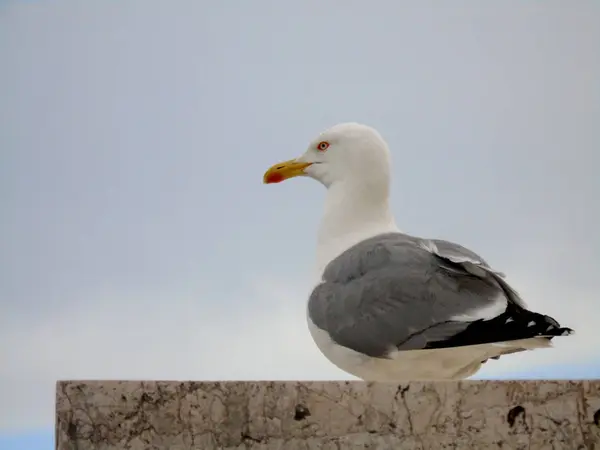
[307, 232, 569, 358]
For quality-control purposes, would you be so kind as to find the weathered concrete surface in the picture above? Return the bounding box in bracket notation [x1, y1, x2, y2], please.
[56, 380, 600, 449]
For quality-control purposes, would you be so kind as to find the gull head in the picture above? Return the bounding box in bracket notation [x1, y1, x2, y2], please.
[263, 122, 392, 189]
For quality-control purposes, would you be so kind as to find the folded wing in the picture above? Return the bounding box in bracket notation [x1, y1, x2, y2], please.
[308, 232, 573, 359]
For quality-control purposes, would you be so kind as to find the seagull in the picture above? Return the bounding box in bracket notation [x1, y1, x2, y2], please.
[263, 122, 573, 380]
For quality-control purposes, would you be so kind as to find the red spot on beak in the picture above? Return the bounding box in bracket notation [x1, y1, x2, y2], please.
[265, 172, 284, 184]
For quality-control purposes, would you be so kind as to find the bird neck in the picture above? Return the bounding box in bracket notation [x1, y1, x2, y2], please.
[315, 180, 398, 275]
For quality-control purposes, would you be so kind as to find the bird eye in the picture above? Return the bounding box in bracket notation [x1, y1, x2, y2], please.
[317, 141, 330, 151]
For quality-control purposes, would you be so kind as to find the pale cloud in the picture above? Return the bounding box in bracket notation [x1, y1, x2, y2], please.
[0, 276, 346, 431]
[0, 266, 594, 431]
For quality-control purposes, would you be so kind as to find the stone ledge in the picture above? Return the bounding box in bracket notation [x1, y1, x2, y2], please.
[56, 380, 600, 449]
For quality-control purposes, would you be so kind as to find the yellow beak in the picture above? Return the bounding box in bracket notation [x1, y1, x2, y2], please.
[263, 159, 313, 184]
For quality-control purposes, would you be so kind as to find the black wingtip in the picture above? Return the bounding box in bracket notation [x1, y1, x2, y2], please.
[425, 309, 573, 350]
[553, 327, 574, 337]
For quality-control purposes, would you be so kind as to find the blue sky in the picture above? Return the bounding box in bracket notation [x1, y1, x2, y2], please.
[0, 431, 52, 450]
[1, 1, 599, 449]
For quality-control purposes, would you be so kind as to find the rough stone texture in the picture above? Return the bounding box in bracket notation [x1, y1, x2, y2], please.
[56, 380, 600, 450]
